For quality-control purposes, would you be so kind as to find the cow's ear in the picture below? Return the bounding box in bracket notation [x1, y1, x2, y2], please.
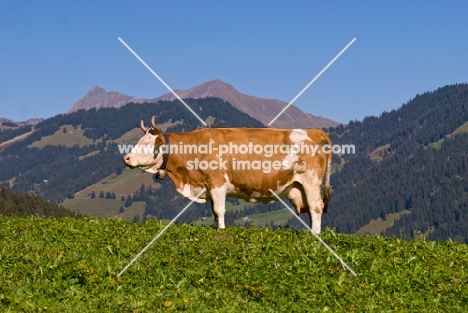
[155, 135, 163, 147]
[149, 128, 160, 135]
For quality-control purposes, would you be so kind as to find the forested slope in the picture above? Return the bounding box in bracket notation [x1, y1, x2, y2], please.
[0, 187, 80, 218]
[320, 84, 468, 242]
[0, 98, 264, 202]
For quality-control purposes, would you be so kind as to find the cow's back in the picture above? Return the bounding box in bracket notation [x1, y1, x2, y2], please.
[167, 127, 331, 201]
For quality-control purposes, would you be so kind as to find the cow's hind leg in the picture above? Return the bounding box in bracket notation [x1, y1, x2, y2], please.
[210, 186, 227, 229]
[302, 179, 324, 234]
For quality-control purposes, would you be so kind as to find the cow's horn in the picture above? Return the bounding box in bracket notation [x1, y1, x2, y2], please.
[151, 116, 158, 129]
[140, 120, 149, 133]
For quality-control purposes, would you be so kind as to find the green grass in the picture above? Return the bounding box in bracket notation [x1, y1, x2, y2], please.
[116, 201, 146, 221]
[331, 163, 344, 174]
[78, 150, 100, 160]
[429, 120, 468, 149]
[112, 128, 143, 145]
[63, 198, 124, 218]
[205, 116, 216, 126]
[452, 120, 468, 135]
[62, 197, 145, 221]
[193, 200, 257, 227]
[1, 215, 467, 312]
[62, 168, 159, 220]
[356, 210, 411, 236]
[25, 118, 183, 150]
[331, 154, 346, 174]
[430, 138, 445, 150]
[369, 143, 391, 162]
[235, 208, 292, 227]
[28, 125, 95, 149]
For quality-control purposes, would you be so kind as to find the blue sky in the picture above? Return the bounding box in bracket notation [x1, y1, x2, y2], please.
[1, 1, 467, 124]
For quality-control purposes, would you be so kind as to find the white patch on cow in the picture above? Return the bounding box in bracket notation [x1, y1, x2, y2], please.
[283, 130, 310, 172]
[179, 184, 207, 203]
[290, 129, 310, 143]
[282, 153, 299, 171]
[142, 164, 160, 174]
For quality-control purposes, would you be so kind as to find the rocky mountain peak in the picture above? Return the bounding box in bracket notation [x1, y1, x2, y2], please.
[66, 86, 138, 113]
[66, 80, 340, 128]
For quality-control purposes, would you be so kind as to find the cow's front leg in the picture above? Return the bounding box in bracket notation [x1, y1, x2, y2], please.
[210, 186, 227, 229]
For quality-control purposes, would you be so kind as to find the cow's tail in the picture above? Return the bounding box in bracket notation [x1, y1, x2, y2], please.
[322, 155, 332, 213]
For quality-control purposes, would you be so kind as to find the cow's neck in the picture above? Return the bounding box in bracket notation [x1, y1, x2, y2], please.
[154, 132, 170, 180]
[160, 133, 170, 170]
[163, 132, 200, 187]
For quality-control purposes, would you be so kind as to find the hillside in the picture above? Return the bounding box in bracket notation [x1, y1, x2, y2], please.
[0, 187, 79, 218]
[321, 84, 468, 242]
[0, 97, 270, 222]
[1, 216, 467, 312]
[3, 83, 468, 242]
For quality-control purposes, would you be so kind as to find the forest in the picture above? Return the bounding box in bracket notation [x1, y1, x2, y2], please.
[0, 124, 32, 144]
[321, 84, 468, 242]
[0, 187, 81, 218]
[2, 84, 468, 242]
[0, 97, 264, 201]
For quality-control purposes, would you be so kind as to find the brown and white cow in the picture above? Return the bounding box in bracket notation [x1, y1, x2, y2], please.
[123, 116, 332, 233]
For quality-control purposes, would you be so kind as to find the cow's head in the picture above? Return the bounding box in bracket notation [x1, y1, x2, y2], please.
[123, 116, 168, 179]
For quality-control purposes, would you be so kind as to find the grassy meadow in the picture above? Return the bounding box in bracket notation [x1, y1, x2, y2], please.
[1, 215, 467, 312]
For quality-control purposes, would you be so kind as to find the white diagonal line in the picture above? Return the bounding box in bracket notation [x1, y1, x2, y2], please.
[118, 188, 206, 277]
[268, 38, 356, 126]
[118, 37, 207, 126]
[268, 189, 357, 276]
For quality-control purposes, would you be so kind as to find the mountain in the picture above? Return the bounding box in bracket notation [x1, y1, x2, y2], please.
[0, 117, 43, 127]
[66, 80, 339, 128]
[66, 86, 143, 113]
[0, 97, 267, 222]
[154, 79, 339, 128]
[3, 82, 468, 242]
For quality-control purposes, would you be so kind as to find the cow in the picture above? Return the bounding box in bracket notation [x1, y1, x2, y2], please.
[123, 116, 332, 233]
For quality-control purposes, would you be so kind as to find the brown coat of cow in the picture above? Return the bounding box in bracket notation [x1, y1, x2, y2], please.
[124, 116, 332, 233]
